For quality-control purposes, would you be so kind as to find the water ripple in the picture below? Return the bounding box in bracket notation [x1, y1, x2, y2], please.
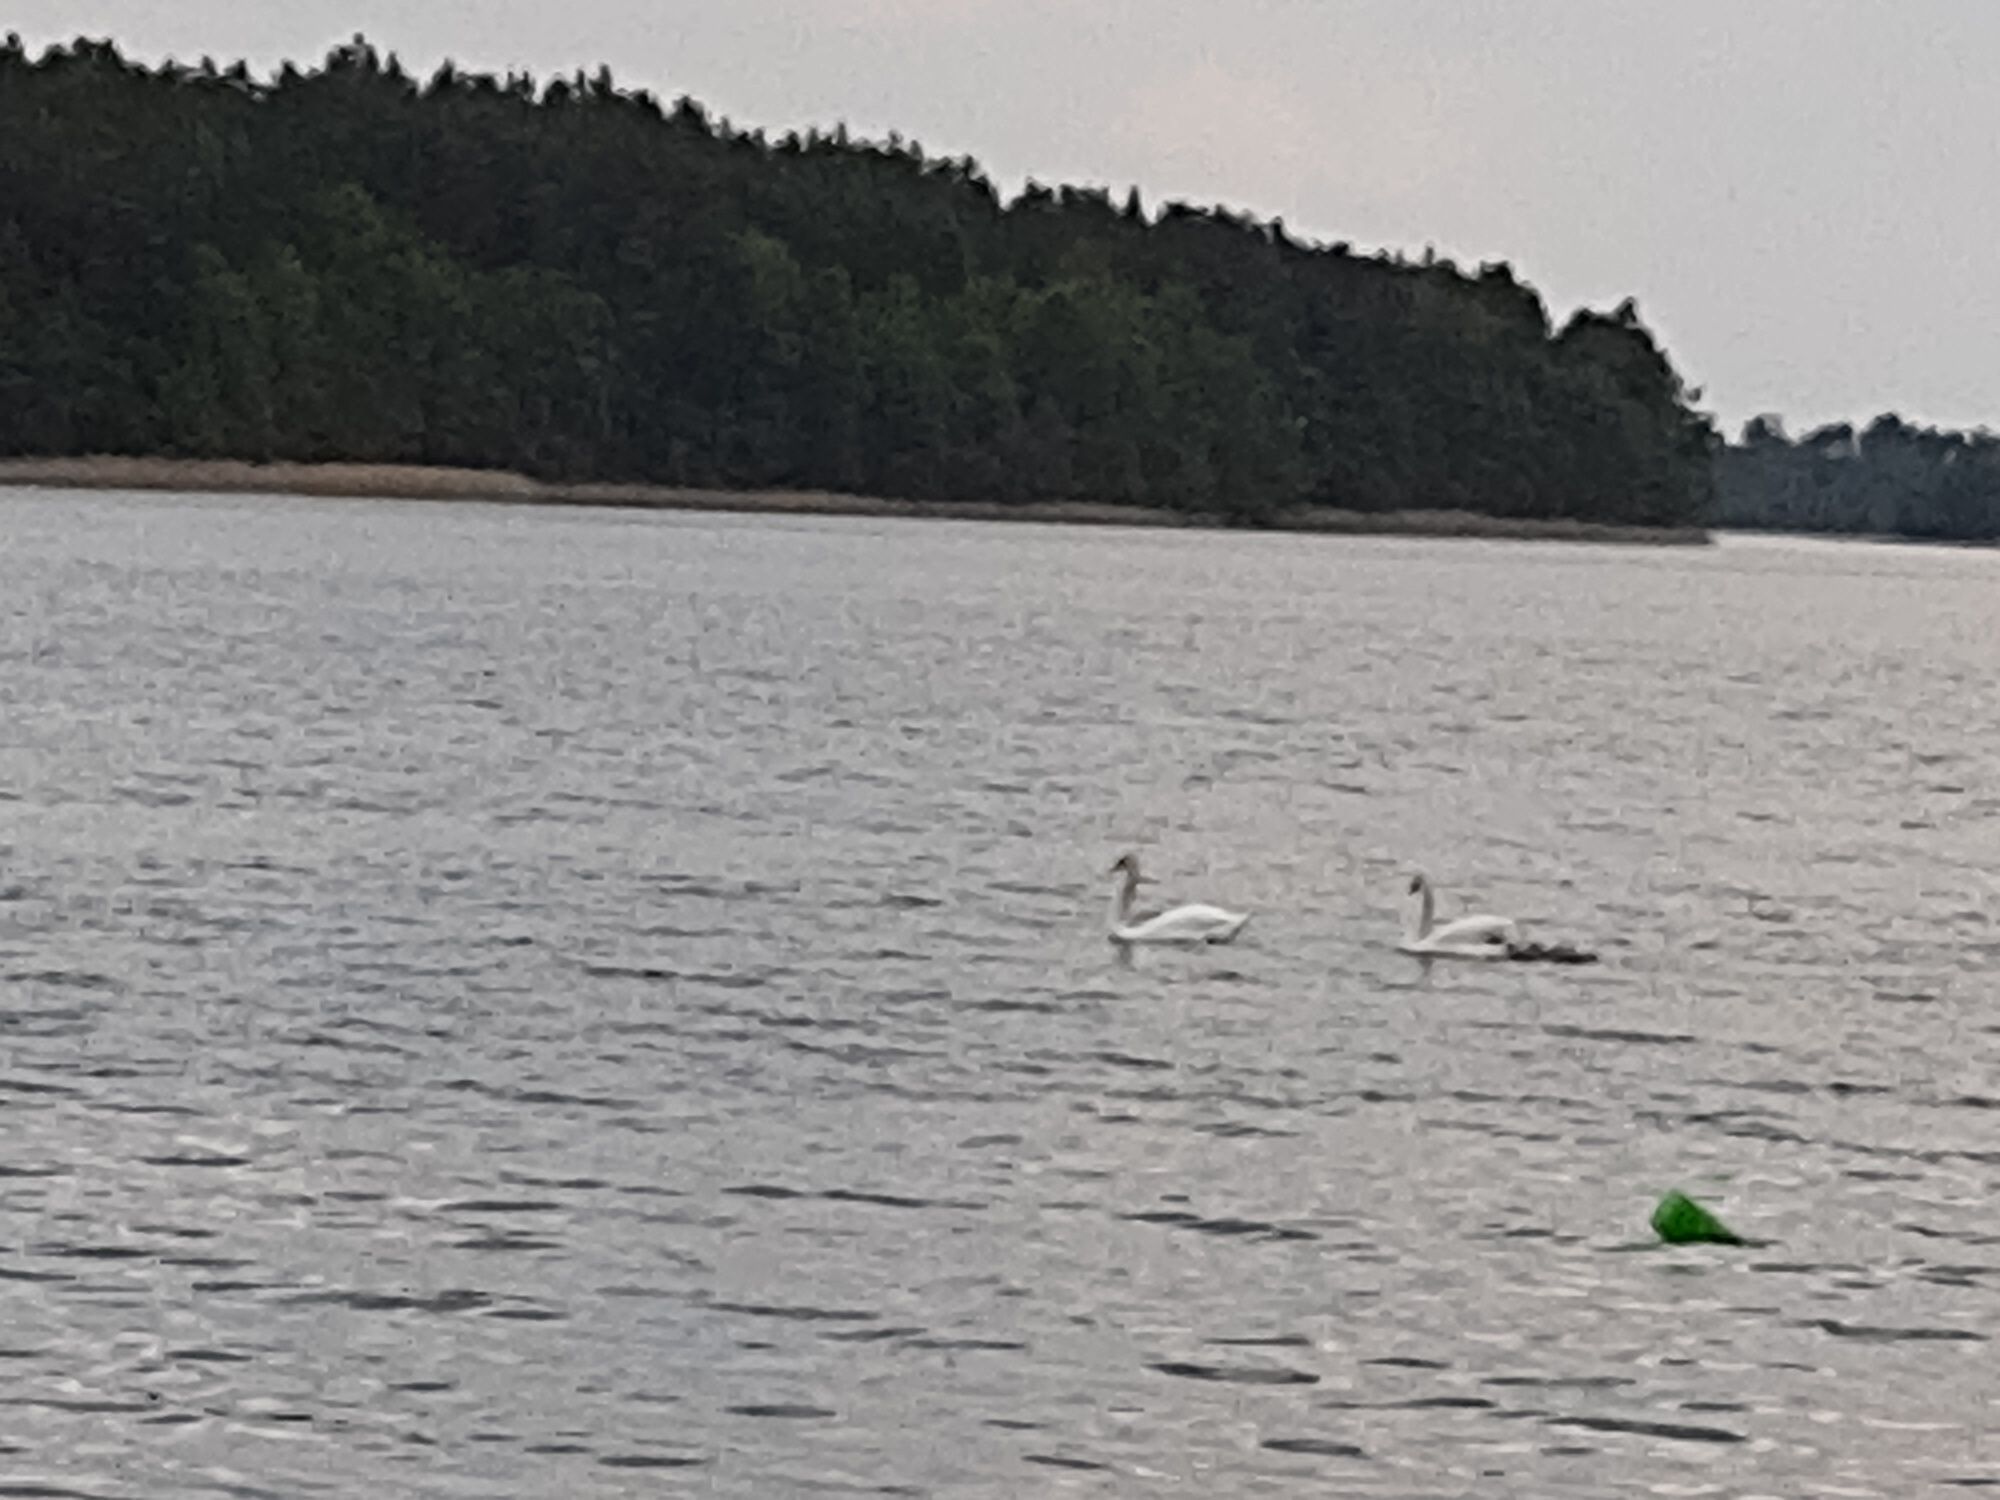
[3, 502, 1995, 1496]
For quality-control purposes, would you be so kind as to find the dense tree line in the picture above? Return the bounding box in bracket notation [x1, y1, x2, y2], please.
[1717, 414, 2000, 541]
[0, 36, 1717, 525]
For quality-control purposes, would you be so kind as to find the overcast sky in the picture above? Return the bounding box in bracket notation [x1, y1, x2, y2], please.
[16, 2, 2000, 436]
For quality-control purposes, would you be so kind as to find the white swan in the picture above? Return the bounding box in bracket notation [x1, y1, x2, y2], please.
[1398, 872, 1598, 964]
[1107, 853, 1250, 945]
[1399, 871, 1518, 958]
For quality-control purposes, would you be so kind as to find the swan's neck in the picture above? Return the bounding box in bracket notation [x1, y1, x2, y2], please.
[1110, 871, 1138, 931]
[1406, 884, 1434, 943]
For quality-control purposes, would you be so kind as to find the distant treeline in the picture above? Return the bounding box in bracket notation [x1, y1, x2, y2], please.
[0, 36, 1717, 525]
[1717, 414, 2000, 541]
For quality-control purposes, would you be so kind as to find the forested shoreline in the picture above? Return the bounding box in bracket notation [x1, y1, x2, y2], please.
[1717, 414, 2000, 541]
[0, 36, 1719, 530]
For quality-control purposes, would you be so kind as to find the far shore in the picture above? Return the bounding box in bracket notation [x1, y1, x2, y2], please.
[0, 457, 1713, 546]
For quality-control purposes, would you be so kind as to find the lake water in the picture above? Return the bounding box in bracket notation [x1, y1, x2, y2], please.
[3, 490, 1999, 1497]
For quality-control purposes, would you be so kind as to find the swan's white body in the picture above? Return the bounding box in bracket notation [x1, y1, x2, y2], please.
[1108, 855, 1249, 945]
[1398, 873, 1519, 959]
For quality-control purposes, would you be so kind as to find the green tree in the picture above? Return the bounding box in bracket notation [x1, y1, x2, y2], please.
[0, 33, 1720, 531]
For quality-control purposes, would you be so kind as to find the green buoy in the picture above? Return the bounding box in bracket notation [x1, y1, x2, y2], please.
[1651, 1190, 1742, 1246]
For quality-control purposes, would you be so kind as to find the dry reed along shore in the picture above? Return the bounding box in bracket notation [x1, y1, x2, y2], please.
[0, 456, 1713, 545]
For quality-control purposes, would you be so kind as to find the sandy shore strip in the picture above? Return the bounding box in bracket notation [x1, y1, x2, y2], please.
[0, 457, 1712, 545]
